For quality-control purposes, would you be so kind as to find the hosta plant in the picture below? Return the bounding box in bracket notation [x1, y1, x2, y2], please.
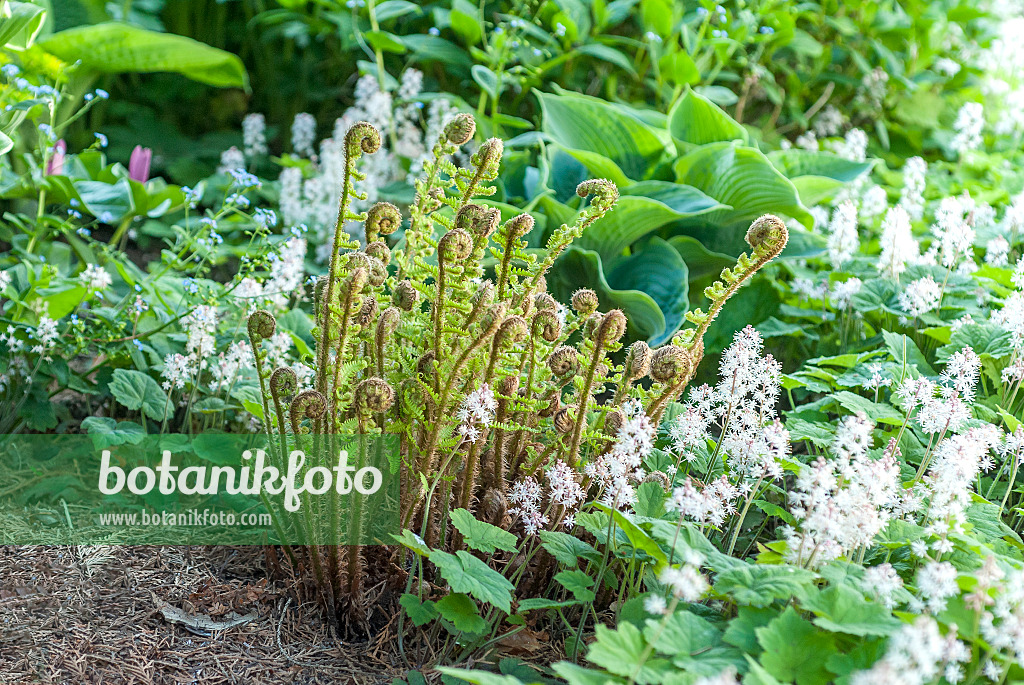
[243, 113, 790, 652]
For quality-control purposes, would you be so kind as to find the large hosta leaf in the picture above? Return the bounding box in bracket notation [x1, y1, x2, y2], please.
[673, 142, 812, 253]
[39, 23, 248, 89]
[552, 240, 688, 345]
[537, 90, 667, 180]
[767, 149, 874, 206]
[576, 194, 697, 262]
[668, 87, 749, 147]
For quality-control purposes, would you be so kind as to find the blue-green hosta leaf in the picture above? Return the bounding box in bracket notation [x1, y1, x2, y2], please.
[668, 87, 749, 147]
[39, 23, 248, 89]
[450, 508, 518, 554]
[557, 147, 632, 188]
[553, 241, 687, 345]
[767, 149, 874, 206]
[428, 550, 515, 613]
[667, 235, 736, 285]
[537, 90, 667, 180]
[108, 369, 169, 421]
[672, 142, 812, 252]
[623, 181, 728, 216]
[576, 190, 723, 262]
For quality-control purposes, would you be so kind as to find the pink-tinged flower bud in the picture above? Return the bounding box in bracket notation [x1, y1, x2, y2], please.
[45, 140, 66, 176]
[129, 145, 152, 183]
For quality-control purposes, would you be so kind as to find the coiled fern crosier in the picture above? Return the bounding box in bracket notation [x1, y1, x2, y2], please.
[244, 114, 789, 632]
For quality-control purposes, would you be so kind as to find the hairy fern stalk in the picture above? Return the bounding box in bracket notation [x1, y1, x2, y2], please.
[244, 114, 789, 629]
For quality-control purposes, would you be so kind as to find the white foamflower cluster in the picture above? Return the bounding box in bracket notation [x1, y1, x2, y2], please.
[785, 413, 901, 567]
[30, 316, 59, 357]
[951, 101, 984, 155]
[456, 383, 497, 442]
[79, 263, 112, 294]
[209, 340, 254, 392]
[666, 475, 740, 529]
[586, 400, 655, 511]
[830, 277, 862, 309]
[828, 128, 868, 162]
[860, 563, 904, 609]
[850, 616, 968, 685]
[916, 561, 960, 613]
[877, 205, 919, 279]
[827, 200, 860, 269]
[979, 564, 1024, 667]
[659, 557, 709, 601]
[898, 275, 942, 318]
[242, 113, 267, 160]
[899, 156, 927, 220]
[710, 327, 789, 482]
[545, 459, 585, 528]
[986, 235, 1011, 266]
[217, 146, 245, 174]
[813, 105, 846, 137]
[161, 353, 193, 391]
[290, 112, 317, 158]
[920, 428, 996, 539]
[509, 477, 547, 535]
[927, 194, 977, 270]
[182, 304, 218, 361]
[860, 184, 888, 219]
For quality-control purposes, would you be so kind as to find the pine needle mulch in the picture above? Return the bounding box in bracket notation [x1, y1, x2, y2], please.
[0, 545, 411, 684]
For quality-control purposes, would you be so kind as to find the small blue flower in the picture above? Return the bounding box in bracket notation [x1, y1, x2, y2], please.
[99, 211, 114, 224]
[133, 339, 143, 350]
[95, 89, 109, 99]
[697, 7, 709, 16]
[1, 64, 19, 78]
[429, 27, 440, 36]
[134, 284, 142, 292]
[759, 26, 774, 34]
[69, 198, 80, 208]
[76, 227, 91, 238]
[94, 132, 108, 148]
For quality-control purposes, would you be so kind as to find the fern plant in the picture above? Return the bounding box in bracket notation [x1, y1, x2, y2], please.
[243, 113, 789, 639]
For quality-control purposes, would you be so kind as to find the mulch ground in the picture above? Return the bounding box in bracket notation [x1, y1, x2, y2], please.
[0, 546, 415, 684]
